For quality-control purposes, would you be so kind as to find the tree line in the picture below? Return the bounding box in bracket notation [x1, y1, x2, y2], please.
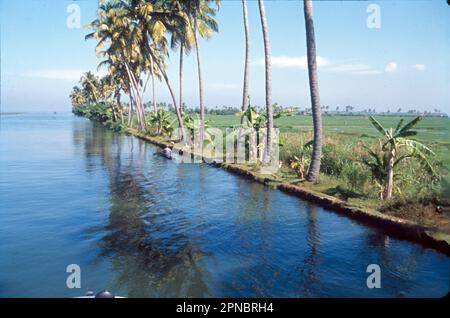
[71, 0, 324, 182]
[71, 1, 439, 201]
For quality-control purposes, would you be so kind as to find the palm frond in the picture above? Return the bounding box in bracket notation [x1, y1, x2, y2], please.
[368, 116, 388, 138]
[397, 116, 422, 135]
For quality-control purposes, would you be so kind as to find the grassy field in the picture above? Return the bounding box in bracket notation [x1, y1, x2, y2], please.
[205, 114, 450, 196]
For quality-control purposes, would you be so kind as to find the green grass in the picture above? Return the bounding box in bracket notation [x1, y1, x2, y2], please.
[206, 114, 450, 198]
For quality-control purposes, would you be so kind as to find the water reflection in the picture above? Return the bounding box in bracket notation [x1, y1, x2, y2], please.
[76, 121, 209, 297]
[363, 230, 422, 297]
[67, 116, 449, 298]
[297, 204, 320, 297]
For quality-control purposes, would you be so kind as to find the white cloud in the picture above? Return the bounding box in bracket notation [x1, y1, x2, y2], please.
[253, 57, 408, 76]
[26, 69, 107, 81]
[254, 56, 384, 75]
[385, 62, 398, 73]
[254, 55, 330, 69]
[327, 63, 382, 75]
[413, 64, 425, 71]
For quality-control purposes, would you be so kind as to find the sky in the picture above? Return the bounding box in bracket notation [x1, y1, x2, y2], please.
[0, 0, 449, 113]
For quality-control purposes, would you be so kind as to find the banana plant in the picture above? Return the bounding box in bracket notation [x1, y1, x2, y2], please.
[289, 140, 313, 179]
[183, 112, 212, 146]
[149, 107, 176, 136]
[236, 105, 296, 162]
[366, 116, 436, 200]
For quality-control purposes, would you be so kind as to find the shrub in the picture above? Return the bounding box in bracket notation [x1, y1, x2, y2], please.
[342, 163, 371, 192]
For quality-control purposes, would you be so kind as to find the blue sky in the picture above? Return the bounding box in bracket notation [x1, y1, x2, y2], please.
[1, 0, 449, 113]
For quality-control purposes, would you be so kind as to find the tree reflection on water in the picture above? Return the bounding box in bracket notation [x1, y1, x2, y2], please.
[78, 121, 210, 297]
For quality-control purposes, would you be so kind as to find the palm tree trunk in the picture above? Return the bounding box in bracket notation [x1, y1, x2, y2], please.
[122, 55, 147, 132]
[130, 74, 147, 131]
[149, 49, 186, 142]
[149, 54, 157, 113]
[194, 14, 205, 146]
[110, 103, 117, 122]
[179, 45, 184, 114]
[304, 0, 323, 182]
[384, 147, 395, 200]
[123, 61, 144, 131]
[127, 98, 133, 127]
[258, 0, 273, 164]
[241, 0, 250, 125]
[116, 93, 124, 124]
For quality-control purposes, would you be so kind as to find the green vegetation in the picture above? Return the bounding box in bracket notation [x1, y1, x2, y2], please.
[365, 116, 437, 200]
[70, 0, 448, 232]
[73, 103, 127, 133]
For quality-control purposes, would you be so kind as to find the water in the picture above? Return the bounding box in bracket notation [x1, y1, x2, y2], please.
[0, 113, 448, 298]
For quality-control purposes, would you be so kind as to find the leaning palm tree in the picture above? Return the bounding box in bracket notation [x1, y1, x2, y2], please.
[85, 2, 148, 131]
[241, 0, 250, 125]
[303, 0, 323, 182]
[129, 0, 187, 140]
[368, 116, 436, 200]
[257, 0, 273, 164]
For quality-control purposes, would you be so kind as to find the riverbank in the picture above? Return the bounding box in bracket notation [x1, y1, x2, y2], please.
[128, 127, 450, 256]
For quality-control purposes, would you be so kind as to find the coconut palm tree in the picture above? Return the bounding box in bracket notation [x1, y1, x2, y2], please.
[128, 0, 187, 140]
[184, 0, 220, 145]
[368, 116, 436, 200]
[241, 0, 250, 125]
[85, 2, 149, 131]
[70, 86, 87, 107]
[303, 0, 323, 182]
[167, 1, 195, 114]
[80, 71, 100, 104]
[257, 0, 273, 164]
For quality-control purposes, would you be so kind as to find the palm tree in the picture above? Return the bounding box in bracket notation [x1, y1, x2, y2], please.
[70, 86, 87, 107]
[167, 1, 195, 114]
[257, 0, 273, 164]
[85, 2, 149, 131]
[130, 0, 188, 140]
[303, 0, 323, 182]
[241, 0, 250, 125]
[185, 0, 220, 145]
[98, 74, 118, 121]
[368, 116, 436, 200]
[80, 71, 100, 104]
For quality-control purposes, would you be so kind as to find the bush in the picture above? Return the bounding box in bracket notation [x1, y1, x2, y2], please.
[73, 102, 127, 133]
[342, 163, 371, 192]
